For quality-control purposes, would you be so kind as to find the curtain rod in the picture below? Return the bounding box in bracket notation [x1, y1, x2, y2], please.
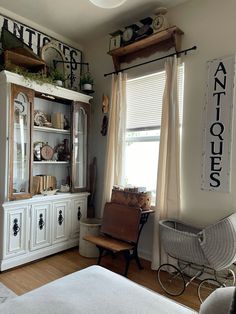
[104, 45, 197, 77]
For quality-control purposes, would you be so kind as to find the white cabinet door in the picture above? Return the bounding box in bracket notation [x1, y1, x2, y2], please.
[30, 203, 51, 251]
[4, 206, 28, 258]
[52, 200, 69, 244]
[70, 198, 87, 239]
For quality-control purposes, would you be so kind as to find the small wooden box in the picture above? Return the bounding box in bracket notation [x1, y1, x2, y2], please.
[4, 49, 46, 73]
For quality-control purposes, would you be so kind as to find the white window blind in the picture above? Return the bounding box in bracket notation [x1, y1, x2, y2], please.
[125, 65, 184, 201]
[126, 65, 184, 130]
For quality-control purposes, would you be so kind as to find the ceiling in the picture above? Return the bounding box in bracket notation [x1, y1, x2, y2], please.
[0, 0, 189, 45]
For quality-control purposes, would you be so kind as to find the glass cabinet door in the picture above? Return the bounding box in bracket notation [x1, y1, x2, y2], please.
[9, 85, 34, 200]
[71, 102, 89, 192]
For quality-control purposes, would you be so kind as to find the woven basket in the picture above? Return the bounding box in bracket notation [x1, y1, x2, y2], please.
[159, 213, 236, 270]
[159, 220, 208, 266]
[111, 189, 151, 210]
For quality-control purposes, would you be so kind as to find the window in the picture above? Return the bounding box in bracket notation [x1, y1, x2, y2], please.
[124, 65, 184, 204]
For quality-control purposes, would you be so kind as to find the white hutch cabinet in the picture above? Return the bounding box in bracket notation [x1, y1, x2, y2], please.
[0, 71, 91, 271]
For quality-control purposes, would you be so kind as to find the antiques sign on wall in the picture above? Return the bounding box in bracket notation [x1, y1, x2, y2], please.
[0, 14, 82, 90]
[202, 55, 235, 192]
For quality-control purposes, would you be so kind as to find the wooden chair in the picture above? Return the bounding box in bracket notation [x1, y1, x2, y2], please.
[83, 202, 142, 276]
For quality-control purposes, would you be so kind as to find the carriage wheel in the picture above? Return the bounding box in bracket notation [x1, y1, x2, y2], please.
[157, 263, 185, 296]
[198, 278, 223, 303]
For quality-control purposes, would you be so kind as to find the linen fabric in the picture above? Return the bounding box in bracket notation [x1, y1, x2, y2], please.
[0, 265, 196, 314]
[101, 73, 127, 215]
[152, 56, 181, 269]
[199, 287, 235, 314]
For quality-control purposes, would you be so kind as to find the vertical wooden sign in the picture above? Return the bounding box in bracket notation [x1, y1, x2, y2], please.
[202, 55, 235, 192]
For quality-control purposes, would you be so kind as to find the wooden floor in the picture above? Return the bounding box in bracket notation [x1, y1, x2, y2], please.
[0, 248, 201, 311]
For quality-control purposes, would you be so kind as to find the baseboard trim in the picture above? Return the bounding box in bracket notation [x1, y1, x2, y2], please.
[139, 249, 152, 262]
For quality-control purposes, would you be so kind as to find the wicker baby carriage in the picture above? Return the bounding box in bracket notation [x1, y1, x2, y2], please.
[157, 212, 236, 302]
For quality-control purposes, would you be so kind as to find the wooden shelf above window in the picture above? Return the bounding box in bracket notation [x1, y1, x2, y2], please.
[108, 26, 184, 71]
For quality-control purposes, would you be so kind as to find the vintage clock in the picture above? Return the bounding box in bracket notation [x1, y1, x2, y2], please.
[41, 143, 54, 160]
[152, 7, 169, 33]
[122, 24, 139, 45]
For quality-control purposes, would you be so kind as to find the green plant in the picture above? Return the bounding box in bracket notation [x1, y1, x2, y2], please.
[50, 68, 66, 82]
[3, 62, 54, 85]
[80, 72, 93, 85]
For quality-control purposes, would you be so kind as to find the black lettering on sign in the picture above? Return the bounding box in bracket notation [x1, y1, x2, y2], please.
[214, 76, 226, 91]
[210, 172, 221, 187]
[208, 60, 228, 189]
[13, 22, 24, 41]
[210, 122, 224, 140]
[214, 62, 227, 76]
[210, 141, 223, 155]
[210, 156, 222, 171]
[42, 37, 50, 46]
[216, 107, 220, 121]
[36, 33, 41, 56]
[25, 28, 36, 49]
[213, 91, 226, 107]
[63, 45, 70, 61]
[70, 49, 78, 71]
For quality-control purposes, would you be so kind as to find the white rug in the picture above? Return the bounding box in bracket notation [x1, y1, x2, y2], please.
[0, 282, 17, 304]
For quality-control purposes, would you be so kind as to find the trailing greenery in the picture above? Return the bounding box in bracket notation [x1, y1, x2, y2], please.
[14, 67, 54, 85]
[1, 62, 54, 85]
[1, 61, 65, 86]
[80, 71, 94, 85]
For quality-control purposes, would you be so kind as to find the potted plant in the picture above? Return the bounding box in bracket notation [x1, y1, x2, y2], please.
[50, 68, 65, 86]
[80, 72, 94, 91]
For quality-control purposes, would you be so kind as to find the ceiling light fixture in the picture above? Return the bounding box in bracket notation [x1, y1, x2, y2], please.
[89, 0, 127, 9]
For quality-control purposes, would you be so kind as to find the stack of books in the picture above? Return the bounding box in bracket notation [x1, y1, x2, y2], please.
[33, 175, 57, 195]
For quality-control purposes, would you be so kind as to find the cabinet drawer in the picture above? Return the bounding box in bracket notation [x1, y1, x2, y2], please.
[52, 200, 70, 244]
[70, 198, 87, 239]
[4, 206, 28, 258]
[30, 203, 51, 251]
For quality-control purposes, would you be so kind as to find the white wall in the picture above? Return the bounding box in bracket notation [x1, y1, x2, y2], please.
[84, 35, 112, 216]
[168, 0, 236, 226]
[85, 0, 236, 260]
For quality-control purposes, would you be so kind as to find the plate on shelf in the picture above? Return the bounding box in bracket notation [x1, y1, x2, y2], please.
[41, 143, 54, 161]
[34, 110, 47, 126]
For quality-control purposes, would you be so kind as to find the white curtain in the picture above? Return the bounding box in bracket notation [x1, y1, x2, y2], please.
[151, 56, 181, 269]
[101, 72, 127, 215]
